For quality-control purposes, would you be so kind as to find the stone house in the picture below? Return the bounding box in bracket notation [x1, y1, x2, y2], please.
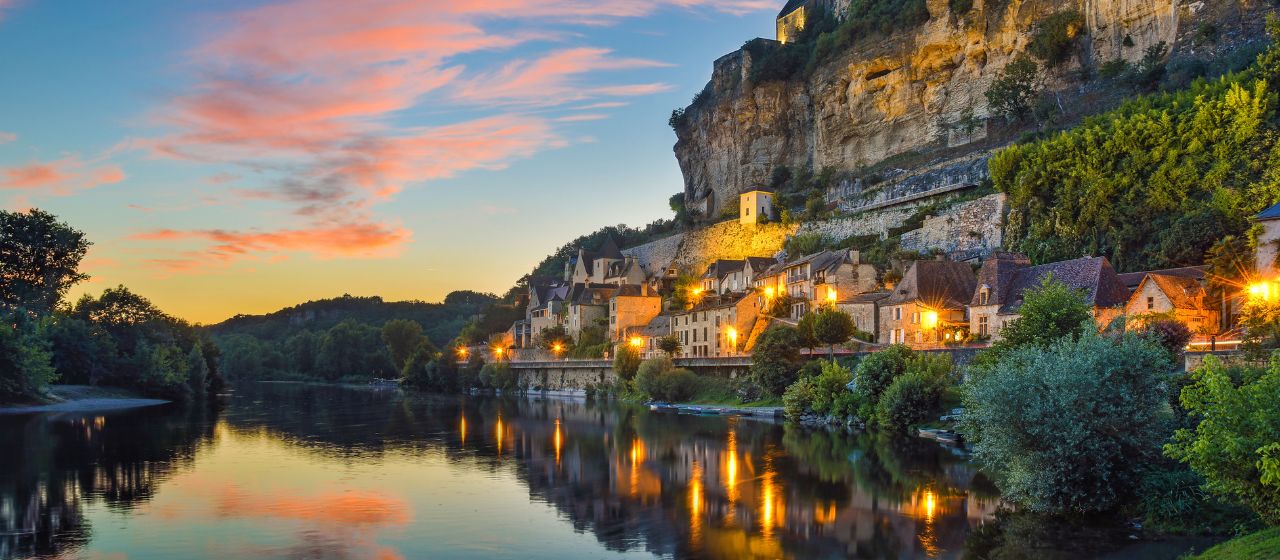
[968, 254, 1130, 341]
[739, 190, 774, 225]
[568, 237, 626, 285]
[700, 259, 747, 294]
[1124, 271, 1219, 336]
[609, 284, 662, 342]
[516, 277, 569, 347]
[879, 259, 977, 346]
[1255, 201, 1280, 280]
[780, 249, 878, 319]
[566, 283, 617, 341]
[623, 315, 672, 360]
[670, 293, 762, 358]
[603, 256, 647, 287]
[837, 292, 889, 339]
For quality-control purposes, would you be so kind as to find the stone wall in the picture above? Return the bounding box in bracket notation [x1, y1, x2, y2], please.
[511, 361, 616, 391]
[899, 193, 1007, 260]
[624, 220, 796, 277]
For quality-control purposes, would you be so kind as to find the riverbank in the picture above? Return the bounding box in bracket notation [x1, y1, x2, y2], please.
[0, 385, 170, 415]
[1190, 527, 1280, 559]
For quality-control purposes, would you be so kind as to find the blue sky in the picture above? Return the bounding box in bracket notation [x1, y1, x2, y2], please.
[0, 0, 778, 322]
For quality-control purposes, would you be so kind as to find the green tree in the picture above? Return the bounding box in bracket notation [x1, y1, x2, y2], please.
[46, 315, 116, 385]
[285, 331, 319, 376]
[811, 307, 855, 359]
[657, 334, 682, 356]
[750, 326, 804, 395]
[141, 342, 191, 401]
[613, 344, 641, 381]
[961, 330, 1172, 514]
[317, 320, 391, 380]
[0, 311, 55, 401]
[1166, 355, 1280, 524]
[0, 209, 91, 315]
[986, 56, 1040, 122]
[983, 275, 1092, 360]
[852, 344, 913, 405]
[187, 344, 208, 397]
[1027, 10, 1086, 67]
[381, 319, 425, 370]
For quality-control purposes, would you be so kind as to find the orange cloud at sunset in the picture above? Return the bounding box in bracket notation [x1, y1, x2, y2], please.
[0, 157, 125, 195]
[134, 220, 412, 274]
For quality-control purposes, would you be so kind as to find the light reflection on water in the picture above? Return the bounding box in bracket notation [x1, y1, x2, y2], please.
[0, 383, 1002, 559]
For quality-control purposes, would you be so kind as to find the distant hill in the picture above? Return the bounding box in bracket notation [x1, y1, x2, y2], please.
[207, 291, 498, 347]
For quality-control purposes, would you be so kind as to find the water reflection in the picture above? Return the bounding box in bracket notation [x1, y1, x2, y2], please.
[2, 383, 1004, 559]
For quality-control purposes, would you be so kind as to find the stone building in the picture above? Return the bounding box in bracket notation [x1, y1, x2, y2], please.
[837, 292, 889, 339]
[739, 190, 774, 225]
[967, 254, 1129, 341]
[1124, 271, 1219, 336]
[566, 283, 617, 341]
[778, 249, 878, 319]
[879, 259, 977, 346]
[609, 285, 662, 342]
[623, 315, 672, 360]
[670, 293, 762, 358]
[1256, 201, 1280, 280]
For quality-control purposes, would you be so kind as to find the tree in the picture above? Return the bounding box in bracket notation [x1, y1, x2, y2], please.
[852, 344, 913, 404]
[613, 344, 641, 381]
[1027, 10, 1085, 67]
[657, 334, 682, 356]
[0, 209, 91, 315]
[984, 275, 1092, 358]
[1166, 355, 1280, 525]
[285, 331, 319, 376]
[811, 307, 856, 359]
[0, 311, 55, 401]
[961, 330, 1172, 514]
[141, 342, 191, 401]
[317, 320, 391, 380]
[986, 55, 1040, 122]
[382, 319, 425, 370]
[537, 325, 572, 351]
[46, 315, 116, 385]
[187, 344, 208, 397]
[751, 326, 804, 395]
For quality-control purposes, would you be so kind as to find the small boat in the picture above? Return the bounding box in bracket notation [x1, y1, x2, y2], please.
[935, 430, 962, 445]
[917, 428, 941, 440]
[648, 402, 677, 413]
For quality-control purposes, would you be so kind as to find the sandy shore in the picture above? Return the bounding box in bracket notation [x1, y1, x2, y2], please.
[0, 385, 170, 415]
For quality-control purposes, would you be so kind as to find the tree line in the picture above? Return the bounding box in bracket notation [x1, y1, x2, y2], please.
[0, 209, 220, 403]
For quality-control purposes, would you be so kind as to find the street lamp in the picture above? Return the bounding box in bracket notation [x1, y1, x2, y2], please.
[629, 337, 644, 349]
[456, 346, 469, 363]
[493, 346, 505, 361]
[726, 326, 738, 355]
[552, 342, 563, 360]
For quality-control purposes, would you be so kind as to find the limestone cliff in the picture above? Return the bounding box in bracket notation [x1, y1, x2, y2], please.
[674, 0, 1267, 217]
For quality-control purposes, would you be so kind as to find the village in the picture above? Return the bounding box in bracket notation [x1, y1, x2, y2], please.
[489, 188, 1280, 369]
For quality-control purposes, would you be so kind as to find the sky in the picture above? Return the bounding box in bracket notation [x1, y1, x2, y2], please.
[0, 0, 778, 324]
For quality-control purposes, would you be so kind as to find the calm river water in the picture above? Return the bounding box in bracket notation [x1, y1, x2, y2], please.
[0, 383, 1210, 559]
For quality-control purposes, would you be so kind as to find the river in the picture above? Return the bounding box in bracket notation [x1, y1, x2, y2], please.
[0, 383, 1211, 559]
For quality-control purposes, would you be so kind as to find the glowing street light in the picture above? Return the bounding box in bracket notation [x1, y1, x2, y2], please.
[456, 346, 469, 362]
[826, 287, 838, 303]
[764, 286, 775, 299]
[493, 346, 505, 361]
[552, 342, 564, 360]
[1249, 281, 1277, 302]
[629, 337, 644, 349]
[726, 326, 738, 354]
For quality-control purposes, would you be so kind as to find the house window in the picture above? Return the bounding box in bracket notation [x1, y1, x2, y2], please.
[979, 286, 990, 306]
[1147, 296, 1155, 310]
[911, 312, 919, 325]
[894, 307, 902, 321]
[978, 316, 988, 336]
[746, 208, 751, 216]
[914, 331, 922, 343]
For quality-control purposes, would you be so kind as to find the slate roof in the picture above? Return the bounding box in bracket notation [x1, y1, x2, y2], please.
[701, 259, 746, 279]
[597, 237, 624, 260]
[843, 291, 890, 304]
[1116, 266, 1206, 291]
[568, 283, 617, 306]
[745, 256, 777, 274]
[882, 259, 977, 309]
[778, 0, 808, 17]
[1140, 273, 1211, 311]
[988, 256, 1130, 315]
[1258, 201, 1280, 221]
[640, 315, 671, 337]
[971, 252, 1032, 306]
[613, 284, 655, 297]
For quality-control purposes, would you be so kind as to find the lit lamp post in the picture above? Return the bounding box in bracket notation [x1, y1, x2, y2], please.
[629, 336, 644, 352]
[726, 326, 738, 356]
[493, 346, 505, 362]
[456, 346, 469, 364]
[552, 342, 564, 361]
[826, 287, 838, 306]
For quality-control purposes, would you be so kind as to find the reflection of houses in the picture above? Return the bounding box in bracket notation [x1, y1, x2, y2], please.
[967, 254, 1129, 341]
[880, 259, 977, 345]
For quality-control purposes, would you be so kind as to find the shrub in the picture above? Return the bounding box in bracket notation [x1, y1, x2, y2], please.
[0, 312, 55, 401]
[978, 275, 1092, 366]
[655, 368, 701, 402]
[1166, 355, 1280, 525]
[782, 376, 817, 420]
[960, 330, 1172, 514]
[751, 326, 804, 395]
[1027, 10, 1086, 67]
[479, 362, 518, 392]
[986, 56, 1040, 122]
[613, 344, 641, 380]
[635, 357, 675, 399]
[852, 344, 913, 403]
[875, 369, 946, 431]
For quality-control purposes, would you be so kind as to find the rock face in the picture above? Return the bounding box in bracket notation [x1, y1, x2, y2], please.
[674, 0, 1263, 217]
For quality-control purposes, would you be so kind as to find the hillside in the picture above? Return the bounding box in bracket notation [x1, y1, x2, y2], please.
[208, 292, 500, 348]
[672, 0, 1272, 222]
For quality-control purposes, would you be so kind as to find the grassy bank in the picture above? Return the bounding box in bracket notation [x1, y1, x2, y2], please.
[1192, 527, 1280, 559]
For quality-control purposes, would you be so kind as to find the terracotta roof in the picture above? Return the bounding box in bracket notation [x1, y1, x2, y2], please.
[1116, 266, 1206, 291]
[991, 256, 1129, 314]
[882, 259, 977, 309]
[1141, 273, 1211, 311]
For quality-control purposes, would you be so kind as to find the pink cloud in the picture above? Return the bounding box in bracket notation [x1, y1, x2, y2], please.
[451, 48, 671, 105]
[0, 157, 125, 195]
[0, 132, 16, 144]
[556, 114, 610, 122]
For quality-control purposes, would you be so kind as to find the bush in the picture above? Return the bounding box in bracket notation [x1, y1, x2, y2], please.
[0, 312, 55, 401]
[852, 344, 913, 403]
[875, 370, 946, 431]
[961, 330, 1173, 514]
[986, 56, 1040, 122]
[1166, 355, 1280, 525]
[655, 368, 701, 402]
[613, 344, 641, 380]
[750, 326, 804, 395]
[1027, 10, 1086, 67]
[479, 362, 518, 392]
[635, 357, 675, 398]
